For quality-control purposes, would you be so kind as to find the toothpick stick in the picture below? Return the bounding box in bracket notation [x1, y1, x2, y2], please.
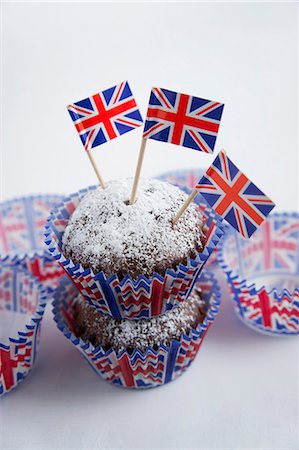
[129, 138, 147, 204]
[172, 189, 198, 225]
[86, 151, 106, 189]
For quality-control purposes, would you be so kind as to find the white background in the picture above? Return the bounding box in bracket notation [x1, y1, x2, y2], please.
[1, 2, 298, 450]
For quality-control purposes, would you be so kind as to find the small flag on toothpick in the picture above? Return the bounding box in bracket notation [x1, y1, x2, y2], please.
[143, 87, 224, 152]
[67, 81, 143, 188]
[173, 150, 275, 238]
[129, 87, 224, 204]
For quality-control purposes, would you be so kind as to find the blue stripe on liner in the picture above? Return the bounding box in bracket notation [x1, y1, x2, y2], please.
[24, 197, 36, 249]
[61, 207, 71, 219]
[13, 268, 17, 312]
[234, 232, 244, 279]
[186, 261, 204, 298]
[165, 339, 180, 384]
[32, 321, 39, 364]
[230, 277, 244, 317]
[94, 273, 121, 319]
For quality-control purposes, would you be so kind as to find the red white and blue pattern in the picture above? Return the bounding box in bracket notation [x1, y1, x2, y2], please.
[0, 202, 28, 254]
[219, 213, 299, 335]
[197, 150, 275, 238]
[67, 81, 143, 151]
[157, 168, 204, 190]
[0, 264, 47, 396]
[0, 196, 65, 292]
[226, 276, 299, 334]
[143, 87, 224, 153]
[45, 185, 223, 320]
[240, 218, 299, 279]
[157, 169, 232, 268]
[52, 270, 221, 389]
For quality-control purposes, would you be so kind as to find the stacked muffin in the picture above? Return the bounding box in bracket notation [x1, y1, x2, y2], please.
[73, 287, 206, 353]
[49, 178, 222, 388]
[62, 178, 207, 342]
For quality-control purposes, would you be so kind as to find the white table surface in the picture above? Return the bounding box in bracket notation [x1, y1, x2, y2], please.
[1, 2, 298, 449]
[1, 268, 298, 450]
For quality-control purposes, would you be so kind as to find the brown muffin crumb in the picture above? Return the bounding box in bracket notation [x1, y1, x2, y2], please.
[62, 178, 206, 280]
[73, 287, 206, 353]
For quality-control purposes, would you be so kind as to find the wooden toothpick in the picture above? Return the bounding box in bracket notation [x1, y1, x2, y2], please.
[129, 138, 147, 204]
[86, 151, 106, 189]
[172, 189, 198, 225]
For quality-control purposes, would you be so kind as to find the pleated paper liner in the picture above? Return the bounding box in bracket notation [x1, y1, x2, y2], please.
[218, 212, 299, 335]
[157, 168, 204, 190]
[0, 263, 48, 396]
[52, 268, 221, 389]
[0, 195, 65, 292]
[45, 184, 224, 320]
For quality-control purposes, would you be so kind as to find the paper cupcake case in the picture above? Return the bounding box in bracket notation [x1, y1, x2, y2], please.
[52, 269, 221, 389]
[0, 263, 48, 396]
[45, 185, 223, 320]
[218, 212, 299, 335]
[157, 168, 204, 190]
[0, 195, 65, 292]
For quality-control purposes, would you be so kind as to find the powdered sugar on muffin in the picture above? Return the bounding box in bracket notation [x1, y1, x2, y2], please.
[73, 287, 206, 352]
[62, 178, 206, 279]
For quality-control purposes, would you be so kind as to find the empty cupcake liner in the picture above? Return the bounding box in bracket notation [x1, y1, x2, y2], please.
[52, 268, 221, 389]
[218, 212, 299, 335]
[157, 168, 204, 190]
[0, 195, 65, 292]
[157, 169, 228, 268]
[45, 185, 223, 320]
[0, 263, 48, 396]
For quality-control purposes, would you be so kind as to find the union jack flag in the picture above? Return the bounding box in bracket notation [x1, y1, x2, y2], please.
[67, 81, 143, 151]
[196, 150, 275, 238]
[143, 87, 224, 153]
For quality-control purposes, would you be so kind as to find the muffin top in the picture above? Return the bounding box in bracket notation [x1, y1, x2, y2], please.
[73, 287, 206, 352]
[62, 178, 205, 279]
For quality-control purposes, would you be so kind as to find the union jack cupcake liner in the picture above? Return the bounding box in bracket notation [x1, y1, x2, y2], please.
[218, 213, 299, 335]
[52, 269, 221, 389]
[45, 185, 224, 320]
[0, 195, 65, 292]
[0, 263, 48, 396]
[157, 168, 204, 190]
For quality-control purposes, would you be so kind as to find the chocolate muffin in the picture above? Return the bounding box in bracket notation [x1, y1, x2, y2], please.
[73, 287, 206, 353]
[62, 178, 206, 279]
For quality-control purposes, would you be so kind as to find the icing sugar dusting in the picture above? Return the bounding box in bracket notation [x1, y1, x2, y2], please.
[62, 178, 205, 279]
[74, 287, 206, 352]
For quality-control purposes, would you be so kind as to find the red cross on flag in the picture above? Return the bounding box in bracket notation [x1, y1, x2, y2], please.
[67, 81, 143, 151]
[143, 87, 224, 153]
[196, 150, 275, 238]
